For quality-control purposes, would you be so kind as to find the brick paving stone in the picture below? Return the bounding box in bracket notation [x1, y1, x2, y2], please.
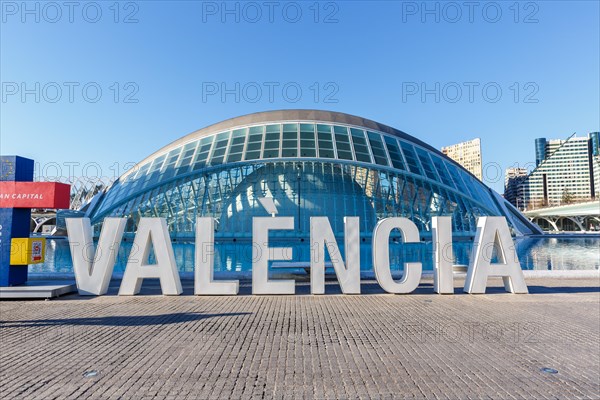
[0, 276, 599, 399]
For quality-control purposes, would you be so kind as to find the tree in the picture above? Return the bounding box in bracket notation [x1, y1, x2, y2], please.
[561, 188, 574, 204]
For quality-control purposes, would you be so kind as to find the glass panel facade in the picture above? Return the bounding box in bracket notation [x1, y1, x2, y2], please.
[281, 123, 298, 157]
[383, 136, 405, 170]
[399, 142, 423, 175]
[262, 124, 280, 159]
[191, 137, 214, 170]
[317, 124, 335, 158]
[415, 147, 439, 181]
[430, 154, 455, 189]
[94, 160, 507, 239]
[176, 142, 198, 174]
[245, 125, 264, 161]
[90, 118, 535, 238]
[367, 132, 389, 166]
[299, 124, 316, 157]
[158, 148, 182, 182]
[226, 128, 247, 163]
[333, 125, 353, 160]
[350, 128, 372, 163]
[210, 131, 230, 165]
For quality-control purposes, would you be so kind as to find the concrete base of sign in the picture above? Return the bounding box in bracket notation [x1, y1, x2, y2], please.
[0, 281, 76, 299]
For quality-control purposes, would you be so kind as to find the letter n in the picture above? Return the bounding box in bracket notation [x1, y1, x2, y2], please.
[310, 217, 360, 294]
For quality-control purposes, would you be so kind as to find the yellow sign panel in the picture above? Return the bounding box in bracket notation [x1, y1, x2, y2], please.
[10, 238, 45, 265]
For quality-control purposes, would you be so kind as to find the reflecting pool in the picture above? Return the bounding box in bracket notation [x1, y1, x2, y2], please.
[29, 235, 600, 275]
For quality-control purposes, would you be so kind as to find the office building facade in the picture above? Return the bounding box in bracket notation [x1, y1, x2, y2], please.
[521, 134, 599, 209]
[441, 138, 483, 181]
[504, 167, 528, 210]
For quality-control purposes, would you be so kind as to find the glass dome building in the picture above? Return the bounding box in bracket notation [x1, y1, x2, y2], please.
[85, 110, 541, 239]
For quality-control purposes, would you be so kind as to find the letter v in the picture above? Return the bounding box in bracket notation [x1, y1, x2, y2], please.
[66, 218, 126, 295]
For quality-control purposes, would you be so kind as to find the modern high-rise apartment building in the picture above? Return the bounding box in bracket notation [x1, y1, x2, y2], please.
[504, 167, 528, 209]
[519, 133, 600, 209]
[591, 132, 600, 197]
[441, 138, 483, 180]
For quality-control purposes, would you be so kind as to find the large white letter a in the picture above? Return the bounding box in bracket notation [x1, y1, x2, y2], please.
[119, 218, 183, 296]
[464, 217, 528, 294]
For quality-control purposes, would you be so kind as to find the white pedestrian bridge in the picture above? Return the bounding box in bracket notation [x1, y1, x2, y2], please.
[524, 201, 600, 232]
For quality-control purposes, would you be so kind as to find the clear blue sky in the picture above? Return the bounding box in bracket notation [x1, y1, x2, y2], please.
[1, 0, 599, 192]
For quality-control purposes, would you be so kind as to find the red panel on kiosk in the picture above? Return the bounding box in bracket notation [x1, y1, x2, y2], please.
[0, 182, 71, 209]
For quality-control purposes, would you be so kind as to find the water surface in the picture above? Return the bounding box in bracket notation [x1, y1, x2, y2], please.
[30, 236, 600, 274]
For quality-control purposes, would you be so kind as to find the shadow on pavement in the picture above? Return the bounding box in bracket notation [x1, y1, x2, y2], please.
[523, 285, 600, 294]
[41, 278, 600, 298]
[0, 312, 251, 328]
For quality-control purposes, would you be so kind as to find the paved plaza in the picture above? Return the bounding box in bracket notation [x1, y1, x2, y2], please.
[1, 276, 599, 399]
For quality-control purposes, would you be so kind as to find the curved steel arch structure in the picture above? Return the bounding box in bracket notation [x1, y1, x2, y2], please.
[87, 110, 541, 239]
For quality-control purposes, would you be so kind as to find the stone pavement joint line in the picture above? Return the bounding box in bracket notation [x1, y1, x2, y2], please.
[0, 277, 599, 399]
